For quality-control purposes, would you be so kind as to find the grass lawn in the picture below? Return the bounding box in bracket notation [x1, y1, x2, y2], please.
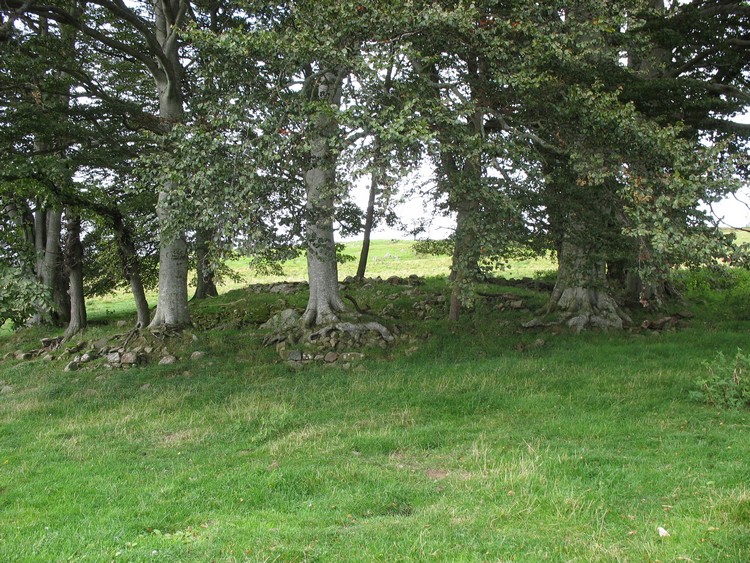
[0, 241, 749, 561]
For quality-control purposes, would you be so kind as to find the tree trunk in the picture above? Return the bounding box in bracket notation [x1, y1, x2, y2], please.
[445, 106, 483, 322]
[147, 4, 191, 329]
[302, 72, 347, 327]
[130, 275, 151, 328]
[40, 208, 70, 325]
[356, 163, 379, 280]
[193, 228, 219, 299]
[547, 238, 631, 332]
[64, 213, 86, 339]
[4, 200, 36, 273]
[34, 200, 46, 281]
[302, 155, 346, 326]
[449, 200, 480, 322]
[149, 190, 190, 328]
[110, 214, 151, 327]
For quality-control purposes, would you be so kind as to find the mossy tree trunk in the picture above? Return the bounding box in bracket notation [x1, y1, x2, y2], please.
[64, 213, 86, 339]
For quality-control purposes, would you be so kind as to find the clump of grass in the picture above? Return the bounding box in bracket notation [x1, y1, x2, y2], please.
[692, 349, 750, 409]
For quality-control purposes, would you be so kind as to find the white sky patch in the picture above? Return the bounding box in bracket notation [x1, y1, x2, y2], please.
[339, 163, 456, 242]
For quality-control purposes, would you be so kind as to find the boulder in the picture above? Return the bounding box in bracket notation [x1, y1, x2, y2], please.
[260, 309, 300, 332]
[324, 352, 339, 363]
[120, 352, 139, 365]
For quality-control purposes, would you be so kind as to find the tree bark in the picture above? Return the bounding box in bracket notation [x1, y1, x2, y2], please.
[149, 190, 190, 328]
[445, 107, 483, 322]
[302, 71, 347, 327]
[547, 237, 631, 332]
[449, 201, 481, 322]
[193, 228, 219, 299]
[303, 155, 346, 326]
[63, 213, 86, 338]
[39, 208, 70, 325]
[147, 0, 191, 329]
[356, 161, 379, 280]
[110, 213, 151, 327]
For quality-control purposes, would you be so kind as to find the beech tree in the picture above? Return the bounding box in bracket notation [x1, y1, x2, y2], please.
[161, 1, 428, 326]
[4, 0, 197, 329]
[0, 3, 160, 333]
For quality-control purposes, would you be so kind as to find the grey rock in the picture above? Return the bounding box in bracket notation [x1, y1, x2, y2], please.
[287, 349, 303, 362]
[64, 361, 79, 372]
[106, 352, 121, 364]
[190, 351, 206, 360]
[269, 283, 300, 295]
[120, 352, 139, 365]
[260, 309, 300, 331]
[324, 352, 339, 363]
[159, 355, 177, 365]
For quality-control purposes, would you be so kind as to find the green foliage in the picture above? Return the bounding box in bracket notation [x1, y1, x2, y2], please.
[412, 238, 454, 257]
[672, 265, 740, 294]
[335, 242, 356, 264]
[0, 265, 50, 327]
[692, 350, 750, 410]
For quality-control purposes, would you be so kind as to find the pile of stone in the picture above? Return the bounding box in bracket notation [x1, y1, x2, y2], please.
[342, 274, 424, 288]
[260, 308, 402, 368]
[5, 330, 200, 372]
[411, 294, 447, 320]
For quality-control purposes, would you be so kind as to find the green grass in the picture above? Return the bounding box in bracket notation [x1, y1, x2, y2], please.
[1, 242, 749, 561]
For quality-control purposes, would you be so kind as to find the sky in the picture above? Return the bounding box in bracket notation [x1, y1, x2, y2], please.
[345, 173, 750, 243]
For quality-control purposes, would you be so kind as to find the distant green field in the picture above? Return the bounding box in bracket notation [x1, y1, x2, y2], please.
[81, 240, 555, 327]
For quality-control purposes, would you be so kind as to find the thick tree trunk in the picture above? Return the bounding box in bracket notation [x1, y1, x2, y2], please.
[302, 73, 346, 327]
[608, 258, 673, 310]
[193, 228, 218, 299]
[64, 213, 86, 339]
[149, 190, 190, 328]
[547, 238, 631, 332]
[445, 107, 483, 322]
[147, 11, 191, 328]
[303, 161, 346, 327]
[449, 201, 480, 322]
[40, 208, 70, 325]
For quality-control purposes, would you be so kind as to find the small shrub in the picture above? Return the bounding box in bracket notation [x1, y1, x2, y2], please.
[692, 349, 750, 409]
